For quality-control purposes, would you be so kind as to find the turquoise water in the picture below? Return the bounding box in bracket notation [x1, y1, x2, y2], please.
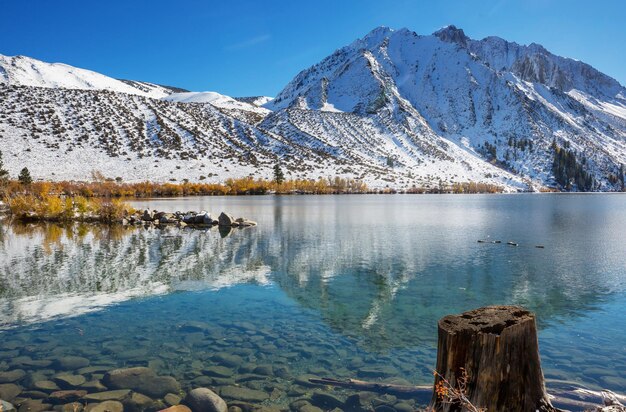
[0, 194, 625, 410]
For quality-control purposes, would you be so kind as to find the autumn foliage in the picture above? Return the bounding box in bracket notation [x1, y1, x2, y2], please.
[0, 176, 369, 199]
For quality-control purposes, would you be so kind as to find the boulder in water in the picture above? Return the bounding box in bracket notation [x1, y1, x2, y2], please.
[183, 388, 227, 412]
[218, 212, 235, 226]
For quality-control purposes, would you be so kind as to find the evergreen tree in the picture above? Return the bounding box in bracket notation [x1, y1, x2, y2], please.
[620, 163, 625, 191]
[18, 167, 32, 185]
[273, 163, 285, 185]
[386, 156, 394, 168]
[0, 150, 9, 184]
[551, 144, 593, 191]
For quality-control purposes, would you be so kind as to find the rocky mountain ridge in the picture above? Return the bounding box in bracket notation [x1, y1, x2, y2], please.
[1, 25, 625, 191]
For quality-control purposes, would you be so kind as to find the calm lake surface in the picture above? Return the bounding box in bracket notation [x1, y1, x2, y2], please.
[1, 194, 625, 409]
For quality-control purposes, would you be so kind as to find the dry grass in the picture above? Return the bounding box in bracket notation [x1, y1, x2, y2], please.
[427, 368, 487, 412]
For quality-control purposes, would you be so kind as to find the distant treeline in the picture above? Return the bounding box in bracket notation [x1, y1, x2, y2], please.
[0, 177, 370, 198]
[406, 182, 503, 194]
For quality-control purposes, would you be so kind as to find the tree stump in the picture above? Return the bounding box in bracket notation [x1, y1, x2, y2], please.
[430, 306, 558, 412]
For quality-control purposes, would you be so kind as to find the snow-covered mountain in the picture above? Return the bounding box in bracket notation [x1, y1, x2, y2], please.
[1, 26, 625, 191]
[0, 54, 184, 98]
[265, 26, 626, 190]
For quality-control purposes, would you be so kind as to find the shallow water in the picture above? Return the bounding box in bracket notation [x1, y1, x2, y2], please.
[0, 194, 625, 410]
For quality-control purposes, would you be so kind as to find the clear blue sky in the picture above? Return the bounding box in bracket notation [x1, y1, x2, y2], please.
[2, 0, 624, 97]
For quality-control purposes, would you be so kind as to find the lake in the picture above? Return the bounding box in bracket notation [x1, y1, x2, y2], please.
[0, 194, 625, 410]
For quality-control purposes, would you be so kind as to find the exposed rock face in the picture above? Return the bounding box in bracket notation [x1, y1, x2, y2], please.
[103, 367, 180, 398]
[433, 25, 469, 46]
[218, 212, 236, 227]
[183, 388, 227, 412]
[142, 210, 155, 221]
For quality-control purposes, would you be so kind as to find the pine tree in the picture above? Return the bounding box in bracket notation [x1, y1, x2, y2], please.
[18, 167, 32, 185]
[0, 150, 9, 184]
[273, 163, 285, 185]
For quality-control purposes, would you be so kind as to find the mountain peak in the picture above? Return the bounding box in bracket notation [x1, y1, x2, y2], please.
[357, 26, 394, 46]
[433, 25, 469, 46]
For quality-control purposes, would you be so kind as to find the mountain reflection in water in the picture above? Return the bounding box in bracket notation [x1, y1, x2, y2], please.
[0, 195, 625, 393]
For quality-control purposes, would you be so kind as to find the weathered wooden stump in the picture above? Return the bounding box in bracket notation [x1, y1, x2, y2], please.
[430, 305, 558, 412]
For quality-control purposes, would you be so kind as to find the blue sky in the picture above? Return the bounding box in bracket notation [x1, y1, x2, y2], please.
[2, 0, 624, 97]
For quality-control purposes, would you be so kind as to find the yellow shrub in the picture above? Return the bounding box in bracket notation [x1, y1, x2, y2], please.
[74, 196, 90, 216]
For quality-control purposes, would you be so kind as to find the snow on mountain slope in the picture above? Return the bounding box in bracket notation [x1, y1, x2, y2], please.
[0, 85, 402, 186]
[0, 54, 180, 98]
[235, 96, 274, 107]
[163, 91, 270, 115]
[266, 26, 626, 190]
[1, 26, 625, 191]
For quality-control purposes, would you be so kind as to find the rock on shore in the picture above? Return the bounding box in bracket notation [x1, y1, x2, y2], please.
[129, 209, 257, 228]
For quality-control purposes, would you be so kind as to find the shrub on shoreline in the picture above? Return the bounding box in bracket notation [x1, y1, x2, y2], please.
[0, 176, 371, 199]
[7, 194, 134, 223]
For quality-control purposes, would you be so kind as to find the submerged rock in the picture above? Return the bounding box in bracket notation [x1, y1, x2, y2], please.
[211, 353, 243, 368]
[0, 383, 22, 401]
[219, 386, 269, 403]
[82, 389, 132, 402]
[0, 370, 25, 383]
[33, 380, 60, 391]
[60, 402, 84, 412]
[392, 402, 414, 412]
[345, 392, 376, 412]
[16, 398, 51, 412]
[311, 392, 344, 409]
[373, 406, 396, 412]
[90, 400, 124, 412]
[183, 388, 227, 412]
[299, 404, 323, 412]
[47, 389, 88, 403]
[164, 393, 182, 406]
[0, 400, 16, 412]
[20, 390, 48, 399]
[52, 356, 90, 370]
[54, 374, 86, 389]
[252, 365, 273, 376]
[203, 366, 233, 378]
[160, 406, 192, 412]
[124, 391, 156, 412]
[357, 366, 398, 378]
[294, 374, 322, 387]
[79, 380, 107, 392]
[178, 321, 210, 333]
[103, 367, 180, 398]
